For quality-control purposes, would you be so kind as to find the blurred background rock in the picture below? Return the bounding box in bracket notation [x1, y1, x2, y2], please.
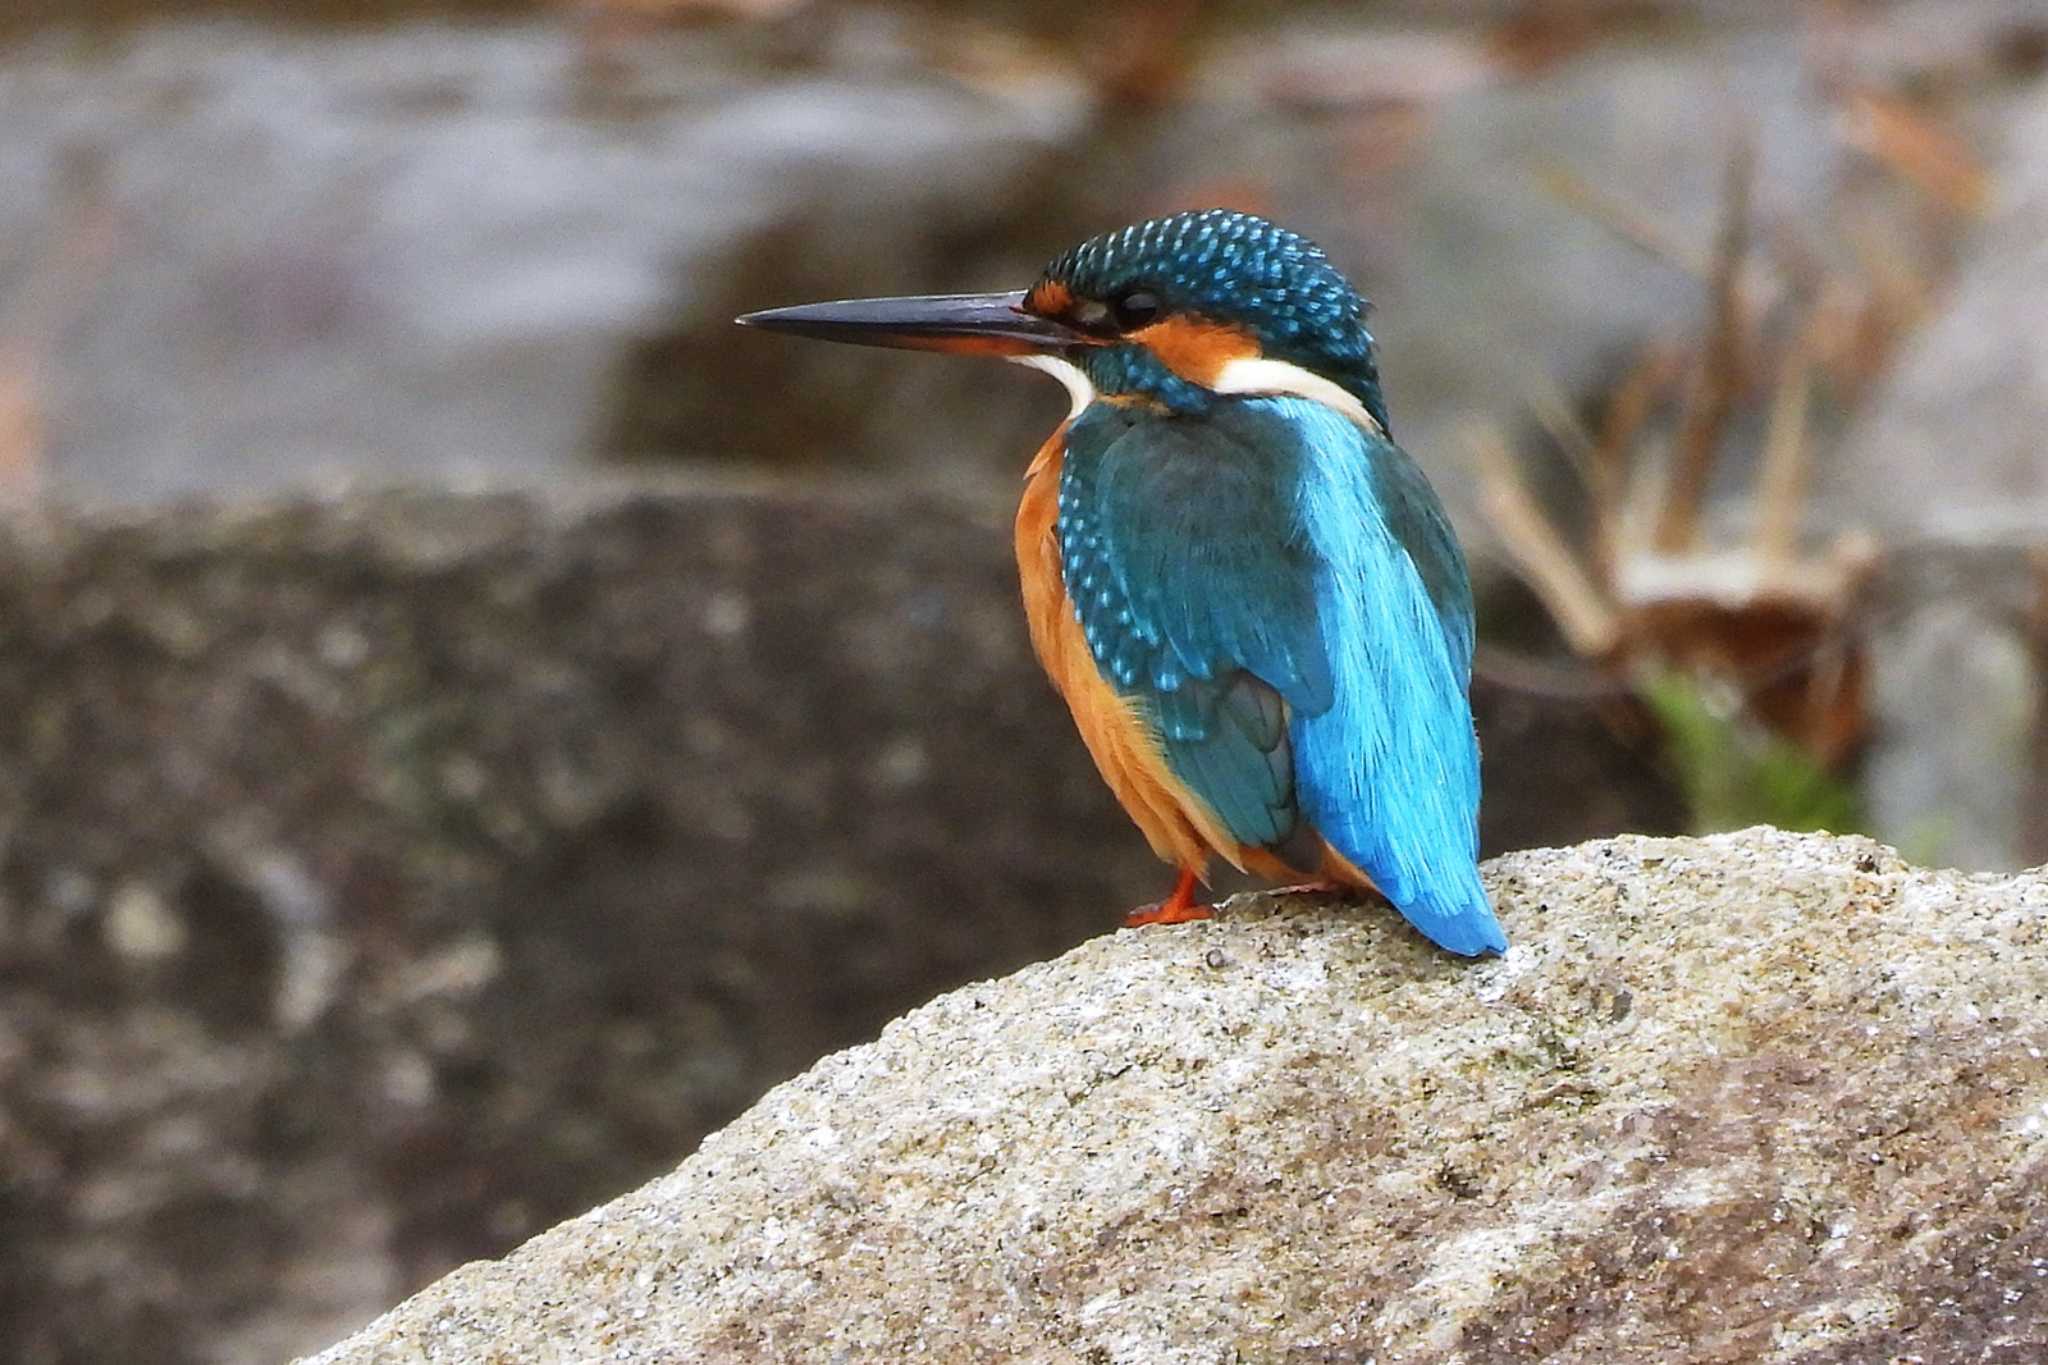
[0, 1, 2041, 1361]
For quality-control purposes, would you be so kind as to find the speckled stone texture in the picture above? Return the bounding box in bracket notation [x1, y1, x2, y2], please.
[307, 829, 2048, 1364]
[0, 487, 1677, 1364]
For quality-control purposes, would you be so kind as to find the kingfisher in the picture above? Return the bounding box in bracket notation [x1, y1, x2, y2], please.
[738, 210, 1505, 956]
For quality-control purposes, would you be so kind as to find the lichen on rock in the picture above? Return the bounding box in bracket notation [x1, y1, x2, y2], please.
[306, 829, 2048, 1363]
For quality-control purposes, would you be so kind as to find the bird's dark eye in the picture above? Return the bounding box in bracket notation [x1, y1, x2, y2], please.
[1111, 289, 1162, 329]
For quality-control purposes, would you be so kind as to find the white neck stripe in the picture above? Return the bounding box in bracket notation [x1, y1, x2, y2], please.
[1008, 351, 1379, 435]
[1212, 355, 1382, 434]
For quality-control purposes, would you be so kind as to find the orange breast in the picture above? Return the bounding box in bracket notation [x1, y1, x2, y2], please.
[1014, 427, 1238, 876]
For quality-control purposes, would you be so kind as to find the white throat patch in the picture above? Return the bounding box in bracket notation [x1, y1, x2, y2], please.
[1007, 354, 1096, 421]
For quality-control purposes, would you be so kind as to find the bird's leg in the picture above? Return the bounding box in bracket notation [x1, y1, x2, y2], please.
[1124, 867, 1212, 927]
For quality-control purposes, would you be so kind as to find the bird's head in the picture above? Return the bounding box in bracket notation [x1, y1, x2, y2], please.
[738, 209, 1388, 432]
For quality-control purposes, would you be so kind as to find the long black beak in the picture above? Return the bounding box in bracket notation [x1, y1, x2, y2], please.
[735, 289, 1083, 356]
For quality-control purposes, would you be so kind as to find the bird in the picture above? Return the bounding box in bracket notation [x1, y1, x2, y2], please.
[737, 209, 1506, 956]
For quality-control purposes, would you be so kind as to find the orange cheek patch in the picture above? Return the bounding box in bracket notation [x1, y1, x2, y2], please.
[1025, 279, 1074, 316]
[1130, 315, 1260, 386]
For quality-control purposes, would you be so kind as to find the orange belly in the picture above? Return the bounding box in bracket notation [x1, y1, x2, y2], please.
[1013, 425, 1379, 895]
[1016, 427, 1224, 874]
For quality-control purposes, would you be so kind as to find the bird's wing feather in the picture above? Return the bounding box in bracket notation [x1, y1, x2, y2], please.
[1369, 426, 1476, 685]
[1061, 397, 1503, 955]
[1060, 403, 1327, 850]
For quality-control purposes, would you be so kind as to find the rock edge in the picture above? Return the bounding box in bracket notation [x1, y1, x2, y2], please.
[307, 829, 2048, 1363]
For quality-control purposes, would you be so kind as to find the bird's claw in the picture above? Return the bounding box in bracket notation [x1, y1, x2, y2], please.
[1124, 899, 1214, 927]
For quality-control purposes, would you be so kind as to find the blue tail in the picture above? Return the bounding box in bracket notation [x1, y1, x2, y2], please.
[1284, 400, 1506, 957]
[1292, 702, 1506, 958]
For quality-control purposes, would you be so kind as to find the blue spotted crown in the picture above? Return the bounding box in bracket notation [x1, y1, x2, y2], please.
[1037, 209, 1387, 428]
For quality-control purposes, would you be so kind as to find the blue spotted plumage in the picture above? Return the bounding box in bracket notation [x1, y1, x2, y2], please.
[1060, 400, 1330, 848]
[737, 207, 1504, 955]
[1057, 393, 1501, 955]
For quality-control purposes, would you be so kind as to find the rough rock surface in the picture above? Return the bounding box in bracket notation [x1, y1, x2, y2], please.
[0, 484, 1149, 1364]
[0, 486, 1678, 1365]
[309, 829, 2048, 1364]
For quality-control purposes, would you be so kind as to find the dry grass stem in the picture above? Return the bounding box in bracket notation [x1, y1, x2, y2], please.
[1467, 420, 1621, 658]
[1533, 160, 1709, 276]
[1523, 371, 1600, 489]
[1472, 69, 1986, 772]
[1841, 90, 1994, 217]
[1593, 341, 1684, 579]
[0, 356, 41, 511]
[0, 151, 118, 511]
[1753, 312, 1824, 563]
[1837, 214, 1933, 383]
[1654, 130, 1753, 554]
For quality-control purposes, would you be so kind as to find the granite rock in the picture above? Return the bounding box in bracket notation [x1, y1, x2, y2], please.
[0, 485, 1678, 1365]
[0, 485, 1155, 1365]
[308, 828, 2048, 1363]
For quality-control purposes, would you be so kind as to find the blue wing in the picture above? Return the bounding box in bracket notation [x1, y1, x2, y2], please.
[1060, 402, 1329, 852]
[1059, 396, 1504, 956]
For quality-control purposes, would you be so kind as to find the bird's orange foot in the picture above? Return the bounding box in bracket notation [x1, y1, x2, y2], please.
[1124, 868, 1212, 927]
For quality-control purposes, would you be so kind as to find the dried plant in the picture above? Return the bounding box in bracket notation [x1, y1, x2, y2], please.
[1467, 83, 1992, 820]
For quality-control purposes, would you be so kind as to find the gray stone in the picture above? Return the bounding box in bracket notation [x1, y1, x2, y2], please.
[1861, 579, 2041, 870]
[10, 5, 2011, 520]
[0, 17, 1089, 503]
[308, 829, 2048, 1364]
[0, 485, 1153, 1364]
[0, 486, 1678, 1365]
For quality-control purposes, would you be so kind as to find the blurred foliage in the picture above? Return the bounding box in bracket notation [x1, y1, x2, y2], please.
[1641, 669, 1864, 837]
